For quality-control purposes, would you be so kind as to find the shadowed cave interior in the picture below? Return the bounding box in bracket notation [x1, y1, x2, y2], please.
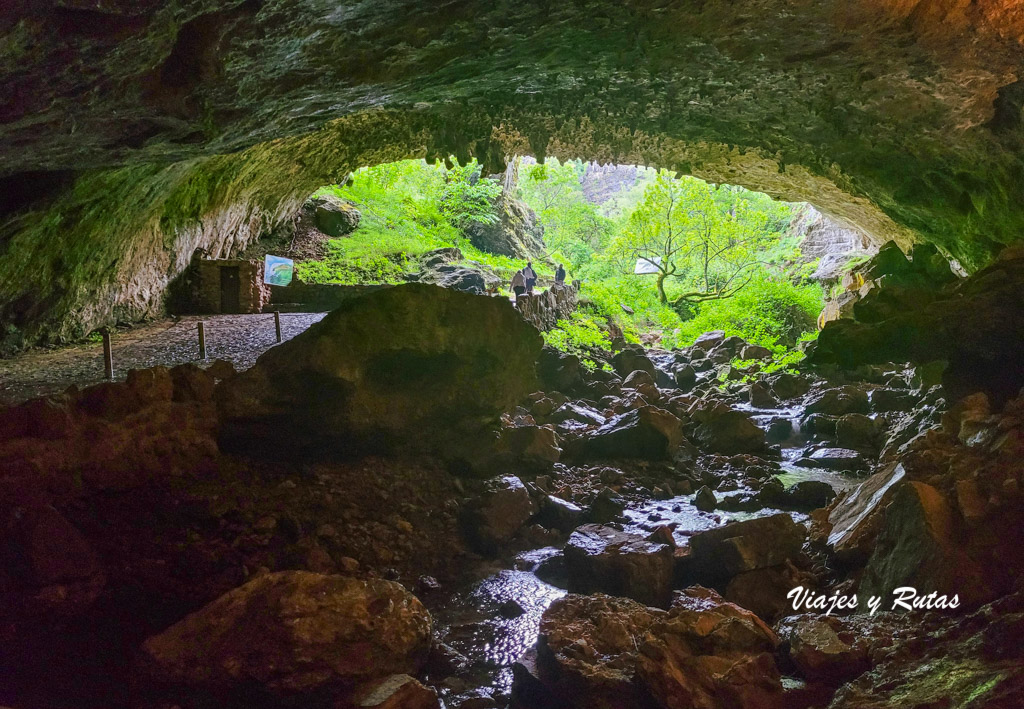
[1, 2, 1024, 709]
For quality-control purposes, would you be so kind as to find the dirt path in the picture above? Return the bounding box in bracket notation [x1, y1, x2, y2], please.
[0, 313, 326, 406]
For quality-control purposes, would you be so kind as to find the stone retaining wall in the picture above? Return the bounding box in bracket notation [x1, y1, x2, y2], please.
[516, 281, 581, 331]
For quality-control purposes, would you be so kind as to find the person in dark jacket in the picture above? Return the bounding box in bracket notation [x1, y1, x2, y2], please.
[555, 263, 566, 286]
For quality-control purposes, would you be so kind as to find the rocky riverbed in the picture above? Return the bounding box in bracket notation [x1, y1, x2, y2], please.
[1, 252, 1023, 709]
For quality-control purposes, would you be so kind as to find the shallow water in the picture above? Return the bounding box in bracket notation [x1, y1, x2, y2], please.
[432, 394, 865, 703]
[430, 559, 567, 699]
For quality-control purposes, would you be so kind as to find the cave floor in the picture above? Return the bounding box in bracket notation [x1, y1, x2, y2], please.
[0, 312, 326, 406]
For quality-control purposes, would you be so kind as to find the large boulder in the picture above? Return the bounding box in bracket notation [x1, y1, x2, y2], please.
[529, 587, 783, 709]
[416, 251, 503, 295]
[857, 481, 995, 611]
[534, 594, 662, 709]
[804, 386, 871, 416]
[576, 406, 685, 461]
[564, 524, 675, 607]
[688, 514, 806, 583]
[138, 572, 432, 697]
[777, 616, 870, 685]
[218, 284, 542, 453]
[823, 463, 907, 565]
[464, 192, 545, 259]
[611, 348, 657, 379]
[807, 248, 1024, 402]
[637, 587, 783, 709]
[310, 195, 362, 236]
[461, 476, 536, 553]
[689, 401, 766, 454]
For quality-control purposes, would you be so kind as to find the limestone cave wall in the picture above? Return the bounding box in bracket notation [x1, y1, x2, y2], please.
[1, 0, 1023, 345]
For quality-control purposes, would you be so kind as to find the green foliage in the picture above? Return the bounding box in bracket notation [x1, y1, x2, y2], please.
[609, 171, 792, 304]
[674, 275, 824, 351]
[301, 159, 506, 284]
[439, 163, 503, 230]
[301, 156, 824, 367]
[542, 312, 613, 370]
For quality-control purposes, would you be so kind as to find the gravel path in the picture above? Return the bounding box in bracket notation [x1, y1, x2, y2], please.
[0, 313, 326, 406]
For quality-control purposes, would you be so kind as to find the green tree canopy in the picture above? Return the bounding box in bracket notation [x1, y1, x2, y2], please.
[613, 171, 783, 304]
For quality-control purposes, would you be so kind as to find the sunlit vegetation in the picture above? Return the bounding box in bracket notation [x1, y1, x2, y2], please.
[299, 157, 824, 368]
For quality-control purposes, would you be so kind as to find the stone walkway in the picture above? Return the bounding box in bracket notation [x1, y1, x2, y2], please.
[0, 313, 326, 406]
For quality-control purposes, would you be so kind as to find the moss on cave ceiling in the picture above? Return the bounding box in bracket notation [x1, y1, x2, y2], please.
[1, 0, 1023, 342]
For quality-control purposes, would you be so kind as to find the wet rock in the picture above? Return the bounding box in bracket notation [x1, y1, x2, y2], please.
[610, 348, 656, 379]
[533, 594, 661, 709]
[353, 674, 440, 709]
[563, 524, 674, 607]
[138, 572, 431, 696]
[822, 463, 906, 565]
[749, 381, 780, 409]
[637, 586, 783, 709]
[804, 386, 870, 416]
[672, 363, 697, 391]
[784, 480, 837, 510]
[461, 476, 536, 553]
[693, 485, 717, 512]
[537, 345, 584, 393]
[869, 388, 916, 413]
[858, 481, 994, 611]
[725, 563, 814, 623]
[806, 447, 870, 472]
[835, 413, 879, 450]
[765, 418, 793, 443]
[217, 284, 542, 453]
[587, 486, 626, 523]
[767, 372, 811, 401]
[828, 592, 1024, 709]
[622, 370, 659, 400]
[803, 413, 838, 438]
[539, 495, 584, 532]
[778, 616, 870, 684]
[689, 402, 766, 454]
[499, 599, 527, 619]
[497, 425, 562, 466]
[808, 252, 1024, 401]
[576, 406, 684, 461]
[689, 513, 806, 582]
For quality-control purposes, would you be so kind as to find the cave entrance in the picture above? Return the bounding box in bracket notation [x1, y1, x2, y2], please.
[269, 157, 877, 357]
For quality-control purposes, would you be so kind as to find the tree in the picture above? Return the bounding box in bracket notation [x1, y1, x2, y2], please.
[613, 171, 779, 305]
[520, 159, 583, 212]
[612, 171, 695, 303]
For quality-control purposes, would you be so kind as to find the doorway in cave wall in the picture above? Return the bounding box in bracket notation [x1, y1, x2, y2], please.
[219, 266, 241, 314]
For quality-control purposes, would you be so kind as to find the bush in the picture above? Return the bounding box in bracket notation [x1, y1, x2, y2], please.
[675, 275, 823, 351]
[543, 312, 613, 370]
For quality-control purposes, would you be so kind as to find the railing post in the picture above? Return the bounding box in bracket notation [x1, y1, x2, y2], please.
[198, 321, 207, 360]
[101, 328, 113, 380]
[274, 311, 282, 343]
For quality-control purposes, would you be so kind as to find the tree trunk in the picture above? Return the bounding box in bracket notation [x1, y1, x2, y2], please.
[656, 272, 668, 303]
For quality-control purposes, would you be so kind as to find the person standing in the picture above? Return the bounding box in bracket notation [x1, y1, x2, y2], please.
[555, 263, 566, 286]
[511, 269, 527, 301]
[523, 261, 537, 294]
